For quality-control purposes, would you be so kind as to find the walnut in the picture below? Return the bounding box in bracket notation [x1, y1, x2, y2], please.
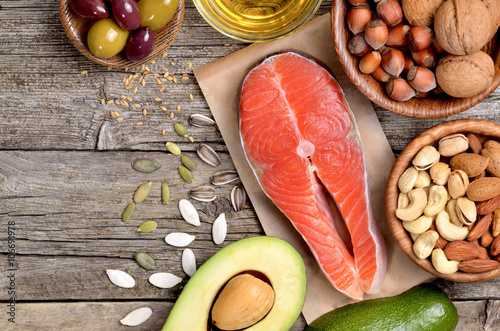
[435, 51, 494, 98]
[482, 0, 500, 39]
[434, 0, 491, 55]
[401, 0, 445, 27]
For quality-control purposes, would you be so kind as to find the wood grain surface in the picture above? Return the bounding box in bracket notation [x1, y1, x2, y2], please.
[1, 0, 500, 330]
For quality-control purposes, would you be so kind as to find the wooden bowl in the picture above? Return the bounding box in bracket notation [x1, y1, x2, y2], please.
[331, 0, 500, 119]
[59, 0, 185, 68]
[386, 119, 500, 282]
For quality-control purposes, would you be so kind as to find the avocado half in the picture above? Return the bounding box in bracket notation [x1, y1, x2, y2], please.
[162, 236, 307, 331]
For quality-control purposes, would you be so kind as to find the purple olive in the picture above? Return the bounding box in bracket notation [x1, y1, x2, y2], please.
[69, 0, 109, 19]
[112, 0, 142, 31]
[125, 27, 155, 62]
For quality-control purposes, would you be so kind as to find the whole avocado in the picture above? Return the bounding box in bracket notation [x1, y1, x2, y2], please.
[306, 283, 458, 331]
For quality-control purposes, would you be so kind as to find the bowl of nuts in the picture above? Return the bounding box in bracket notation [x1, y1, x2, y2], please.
[386, 119, 500, 281]
[331, 0, 500, 118]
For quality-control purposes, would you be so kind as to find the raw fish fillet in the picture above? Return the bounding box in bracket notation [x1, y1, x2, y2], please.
[239, 52, 387, 300]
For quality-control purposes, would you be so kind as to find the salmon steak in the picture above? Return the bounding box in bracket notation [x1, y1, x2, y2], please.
[239, 52, 387, 300]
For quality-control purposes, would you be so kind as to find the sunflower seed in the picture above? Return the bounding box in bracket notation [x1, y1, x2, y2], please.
[212, 213, 227, 245]
[120, 307, 153, 326]
[161, 183, 170, 204]
[134, 252, 157, 270]
[211, 170, 239, 186]
[179, 166, 193, 183]
[189, 186, 216, 202]
[106, 269, 135, 288]
[137, 221, 157, 233]
[190, 114, 216, 127]
[166, 141, 181, 155]
[149, 273, 182, 289]
[197, 144, 221, 167]
[179, 199, 200, 226]
[122, 203, 135, 222]
[165, 232, 196, 247]
[174, 123, 188, 137]
[181, 155, 197, 171]
[182, 248, 196, 277]
[134, 182, 152, 203]
[231, 185, 247, 212]
[131, 159, 161, 173]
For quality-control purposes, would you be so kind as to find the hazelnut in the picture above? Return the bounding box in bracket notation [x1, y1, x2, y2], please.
[364, 19, 388, 50]
[348, 0, 368, 4]
[432, 35, 445, 54]
[348, 34, 372, 57]
[359, 51, 382, 74]
[407, 66, 437, 92]
[403, 56, 415, 73]
[407, 26, 433, 52]
[347, 4, 372, 35]
[412, 47, 436, 68]
[401, 0, 445, 27]
[435, 51, 494, 98]
[415, 90, 430, 98]
[371, 65, 392, 82]
[377, 0, 403, 27]
[387, 23, 410, 47]
[381, 48, 405, 77]
[386, 77, 416, 101]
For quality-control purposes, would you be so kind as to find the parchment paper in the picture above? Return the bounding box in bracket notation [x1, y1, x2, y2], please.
[193, 13, 434, 324]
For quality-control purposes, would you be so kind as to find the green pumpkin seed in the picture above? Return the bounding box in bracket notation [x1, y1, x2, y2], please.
[134, 182, 152, 203]
[122, 203, 135, 222]
[174, 123, 188, 137]
[131, 159, 161, 173]
[179, 166, 193, 183]
[166, 142, 181, 155]
[161, 183, 170, 205]
[137, 221, 158, 233]
[181, 155, 197, 171]
[134, 252, 157, 270]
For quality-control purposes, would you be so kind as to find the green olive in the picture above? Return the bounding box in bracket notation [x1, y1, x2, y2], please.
[138, 0, 179, 32]
[87, 18, 129, 59]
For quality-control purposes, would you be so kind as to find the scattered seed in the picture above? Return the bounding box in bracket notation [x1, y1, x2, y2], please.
[133, 87, 138, 93]
[188, 61, 193, 68]
[117, 117, 124, 122]
[134, 252, 157, 270]
[179, 166, 193, 183]
[127, 97, 133, 102]
[141, 80, 145, 86]
[166, 142, 181, 155]
[120, 307, 152, 326]
[161, 67, 168, 71]
[197, 144, 221, 167]
[122, 203, 135, 222]
[165, 232, 196, 247]
[159, 87, 165, 92]
[114, 100, 120, 105]
[182, 249, 196, 277]
[137, 221, 158, 233]
[231, 185, 247, 212]
[142, 108, 148, 116]
[179, 199, 200, 226]
[106, 269, 135, 288]
[100, 98, 105, 104]
[169, 112, 174, 119]
[162, 52, 168, 57]
[211, 170, 239, 186]
[125, 85, 132, 90]
[160, 106, 167, 111]
[188, 136, 194, 143]
[156, 78, 162, 85]
[170, 61, 175, 65]
[132, 159, 161, 173]
[181, 155, 197, 171]
[134, 181, 153, 203]
[190, 114, 216, 127]
[155, 97, 162, 102]
[106, 100, 114, 105]
[174, 123, 188, 137]
[149, 273, 182, 288]
[161, 129, 166, 135]
[172, 76, 177, 83]
[176, 105, 181, 112]
[189, 93, 193, 100]
[189, 186, 216, 202]
[161, 183, 170, 205]
[212, 213, 227, 245]
[81, 70, 88, 75]
[134, 103, 141, 108]
[136, 122, 143, 126]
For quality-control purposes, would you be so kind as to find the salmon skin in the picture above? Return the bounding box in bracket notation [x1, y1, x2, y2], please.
[239, 52, 387, 300]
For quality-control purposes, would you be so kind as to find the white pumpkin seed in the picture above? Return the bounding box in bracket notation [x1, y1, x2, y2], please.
[197, 144, 221, 167]
[179, 199, 200, 226]
[211, 170, 239, 186]
[189, 186, 216, 202]
[182, 248, 196, 277]
[190, 114, 216, 127]
[106, 269, 135, 288]
[212, 213, 227, 245]
[134, 182, 152, 203]
[231, 185, 247, 212]
[165, 232, 196, 247]
[149, 272, 182, 288]
[120, 307, 153, 326]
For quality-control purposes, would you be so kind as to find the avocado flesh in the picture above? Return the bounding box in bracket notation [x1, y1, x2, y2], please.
[162, 236, 307, 331]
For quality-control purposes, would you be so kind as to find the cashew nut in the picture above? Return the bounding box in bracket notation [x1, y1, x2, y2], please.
[398, 166, 419, 193]
[424, 185, 448, 217]
[414, 170, 431, 188]
[410, 232, 420, 241]
[413, 230, 439, 259]
[396, 188, 427, 221]
[403, 215, 434, 234]
[435, 210, 469, 241]
[446, 199, 463, 227]
[398, 192, 410, 209]
[431, 248, 460, 274]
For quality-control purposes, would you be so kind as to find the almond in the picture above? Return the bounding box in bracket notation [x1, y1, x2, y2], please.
[449, 153, 490, 177]
[458, 259, 500, 273]
[472, 240, 491, 259]
[443, 240, 481, 261]
[491, 235, 500, 256]
[467, 133, 483, 154]
[476, 195, 500, 215]
[467, 213, 493, 241]
[482, 148, 500, 178]
[493, 207, 500, 237]
[467, 177, 500, 201]
[481, 230, 494, 248]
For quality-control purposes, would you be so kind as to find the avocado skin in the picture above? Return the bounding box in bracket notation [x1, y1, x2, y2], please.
[306, 283, 458, 331]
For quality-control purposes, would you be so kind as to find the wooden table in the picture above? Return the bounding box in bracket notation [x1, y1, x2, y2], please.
[1, 1, 500, 330]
